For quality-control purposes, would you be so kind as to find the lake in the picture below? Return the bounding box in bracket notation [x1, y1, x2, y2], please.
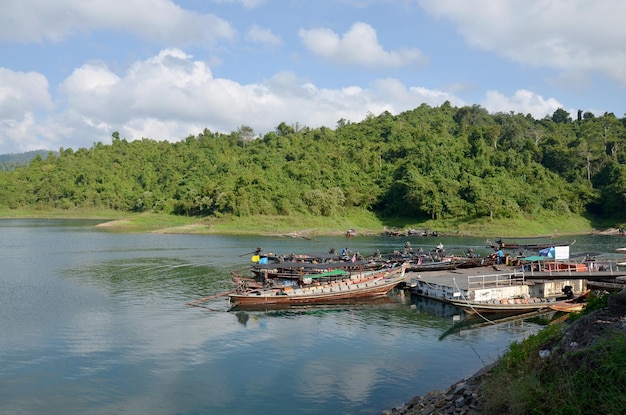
[1, 219, 623, 414]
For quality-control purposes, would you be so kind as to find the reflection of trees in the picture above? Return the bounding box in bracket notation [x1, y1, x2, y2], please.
[235, 311, 249, 327]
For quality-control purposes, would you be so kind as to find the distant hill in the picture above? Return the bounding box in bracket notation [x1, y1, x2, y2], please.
[0, 150, 55, 171]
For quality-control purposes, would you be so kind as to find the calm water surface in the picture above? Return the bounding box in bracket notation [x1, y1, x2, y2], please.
[1, 219, 624, 414]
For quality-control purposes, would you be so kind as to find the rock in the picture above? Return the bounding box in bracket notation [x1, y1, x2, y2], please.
[453, 382, 466, 394]
[608, 288, 626, 314]
[455, 397, 466, 407]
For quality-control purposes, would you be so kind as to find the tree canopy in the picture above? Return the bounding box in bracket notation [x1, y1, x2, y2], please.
[1, 104, 625, 221]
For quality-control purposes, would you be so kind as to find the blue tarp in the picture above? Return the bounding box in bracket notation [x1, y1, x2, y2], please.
[539, 247, 556, 257]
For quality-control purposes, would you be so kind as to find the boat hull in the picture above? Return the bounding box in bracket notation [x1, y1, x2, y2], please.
[449, 297, 582, 314]
[549, 301, 585, 312]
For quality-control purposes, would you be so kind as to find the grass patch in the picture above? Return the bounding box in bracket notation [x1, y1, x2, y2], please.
[0, 207, 125, 220]
[201, 209, 384, 235]
[481, 317, 626, 415]
[0, 207, 599, 236]
[380, 211, 594, 238]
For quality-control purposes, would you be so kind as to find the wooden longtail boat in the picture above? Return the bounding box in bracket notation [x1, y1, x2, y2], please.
[228, 263, 408, 310]
[249, 259, 386, 281]
[549, 300, 585, 313]
[486, 237, 576, 251]
[407, 260, 458, 272]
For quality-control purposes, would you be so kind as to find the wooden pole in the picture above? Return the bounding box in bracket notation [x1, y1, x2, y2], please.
[186, 290, 235, 306]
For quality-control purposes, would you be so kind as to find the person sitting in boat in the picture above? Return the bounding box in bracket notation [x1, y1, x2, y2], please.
[341, 247, 349, 259]
[436, 243, 444, 252]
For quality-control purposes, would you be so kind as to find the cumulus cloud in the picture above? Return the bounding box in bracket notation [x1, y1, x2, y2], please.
[246, 24, 282, 47]
[1, 48, 569, 153]
[299, 22, 428, 68]
[0, 48, 459, 153]
[482, 89, 563, 118]
[0, 69, 55, 151]
[0, 69, 53, 117]
[418, 0, 626, 85]
[0, 0, 235, 46]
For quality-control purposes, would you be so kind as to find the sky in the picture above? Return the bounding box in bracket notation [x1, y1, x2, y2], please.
[1, 0, 625, 155]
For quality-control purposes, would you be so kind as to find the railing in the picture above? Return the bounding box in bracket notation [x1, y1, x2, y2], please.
[467, 272, 527, 291]
[465, 258, 626, 291]
[523, 257, 626, 277]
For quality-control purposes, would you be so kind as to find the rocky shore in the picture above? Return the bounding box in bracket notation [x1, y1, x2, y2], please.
[381, 363, 494, 415]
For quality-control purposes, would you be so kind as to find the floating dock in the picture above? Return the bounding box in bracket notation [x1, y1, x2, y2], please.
[403, 262, 626, 311]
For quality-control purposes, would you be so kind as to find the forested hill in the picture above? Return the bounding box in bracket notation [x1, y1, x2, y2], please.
[1, 102, 625, 222]
[0, 150, 54, 171]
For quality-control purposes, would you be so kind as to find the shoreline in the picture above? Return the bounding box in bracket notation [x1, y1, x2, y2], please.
[381, 363, 495, 415]
[1, 212, 621, 238]
[87, 219, 626, 238]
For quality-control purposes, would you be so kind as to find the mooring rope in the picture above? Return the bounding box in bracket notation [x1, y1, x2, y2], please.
[452, 277, 496, 325]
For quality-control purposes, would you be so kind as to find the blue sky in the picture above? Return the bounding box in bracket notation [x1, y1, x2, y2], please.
[1, 0, 625, 154]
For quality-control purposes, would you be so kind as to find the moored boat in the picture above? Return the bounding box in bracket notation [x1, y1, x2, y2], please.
[408, 267, 589, 315]
[449, 295, 585, 314]
[549, 300, 586, 313]
[228, 263, 408, 310]
[407, 260, 458, 272]
[486, 237, 576, 251]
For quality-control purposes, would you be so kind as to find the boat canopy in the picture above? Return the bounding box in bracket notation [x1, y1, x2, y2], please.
[522, 255, 548, 262]
[252, 260, 375, 270]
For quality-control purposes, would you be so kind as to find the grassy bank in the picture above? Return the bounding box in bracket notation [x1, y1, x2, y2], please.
[0, 207, 602, 237]
[480, 294, 626, 415]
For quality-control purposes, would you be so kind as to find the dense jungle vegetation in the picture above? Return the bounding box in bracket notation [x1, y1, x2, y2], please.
[1, 102, 625, 225]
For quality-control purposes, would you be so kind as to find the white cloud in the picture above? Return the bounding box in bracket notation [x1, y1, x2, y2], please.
[419, 0, 626, 85]
[482, 89, 562, 118]
[0, 49, 449, 152]
[0, 69, 53, 117]
[1, 48, 572, 154]
[299, 22, 428, 68]
[246, 24, 282, 47]
[211, 0, 266, 9]
[0, 0, 235, 46]
[0, 69, 55, 151]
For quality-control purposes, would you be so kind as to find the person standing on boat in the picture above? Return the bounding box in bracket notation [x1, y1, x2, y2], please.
[496, 247, 504, 264]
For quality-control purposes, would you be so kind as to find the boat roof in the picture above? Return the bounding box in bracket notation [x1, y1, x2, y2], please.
[521, 255, 548, 262]
[252, 260, 379, 270]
